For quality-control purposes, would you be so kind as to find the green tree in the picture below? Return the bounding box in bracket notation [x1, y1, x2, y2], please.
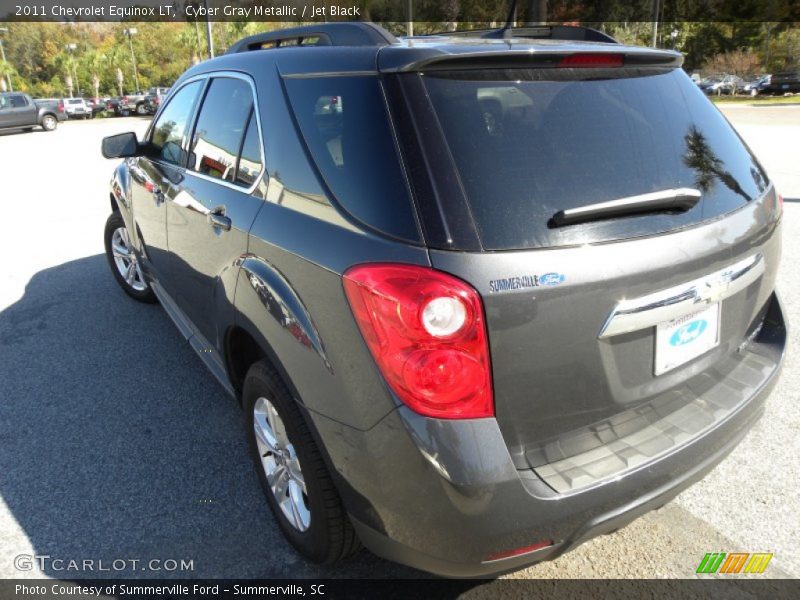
[80, 50, 105, 100]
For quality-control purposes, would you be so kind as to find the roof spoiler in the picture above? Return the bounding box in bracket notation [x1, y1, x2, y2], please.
[381, 47, 683, 73]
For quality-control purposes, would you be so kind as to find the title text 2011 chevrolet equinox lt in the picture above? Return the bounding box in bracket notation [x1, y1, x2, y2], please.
[100, 23, 786, 577]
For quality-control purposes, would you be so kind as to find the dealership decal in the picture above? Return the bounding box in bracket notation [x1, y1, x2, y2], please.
[489, 272, 566, 293]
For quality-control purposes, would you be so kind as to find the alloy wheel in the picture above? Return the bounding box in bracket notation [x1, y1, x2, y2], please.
[110, 226, 147, 292]
[253, 397, 311, 532]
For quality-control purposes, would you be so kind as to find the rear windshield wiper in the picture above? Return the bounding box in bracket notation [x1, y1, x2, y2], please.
[550, 188, 702, 228]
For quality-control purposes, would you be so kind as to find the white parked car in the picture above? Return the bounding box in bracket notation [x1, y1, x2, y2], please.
[64, 98, 92, 119]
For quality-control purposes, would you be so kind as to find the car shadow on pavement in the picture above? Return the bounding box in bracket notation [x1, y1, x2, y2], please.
[0, 255, 428, 579]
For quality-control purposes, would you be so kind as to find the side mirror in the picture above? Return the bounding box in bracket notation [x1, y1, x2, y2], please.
[101, 132, 141, 159]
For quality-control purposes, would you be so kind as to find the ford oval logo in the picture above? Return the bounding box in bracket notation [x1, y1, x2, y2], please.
[670, 319, 707, 346]
[539, 272, 566, 287]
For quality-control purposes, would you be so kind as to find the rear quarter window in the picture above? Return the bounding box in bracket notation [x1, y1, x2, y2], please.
[283, 76, 420, 243]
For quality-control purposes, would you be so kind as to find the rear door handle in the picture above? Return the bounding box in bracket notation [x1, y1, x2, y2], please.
[207, 206, 231, 232]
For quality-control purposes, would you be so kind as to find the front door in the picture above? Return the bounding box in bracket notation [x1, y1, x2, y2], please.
[5, 94, 37, 127]
[129, 80, 203, 289]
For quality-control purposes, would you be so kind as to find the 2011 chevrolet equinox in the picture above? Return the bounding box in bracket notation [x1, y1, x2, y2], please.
[100, 22, 786, 577]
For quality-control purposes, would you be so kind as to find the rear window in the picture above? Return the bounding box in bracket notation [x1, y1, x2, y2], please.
[283, 76, 420, 243]
[422, 68, 769, 250]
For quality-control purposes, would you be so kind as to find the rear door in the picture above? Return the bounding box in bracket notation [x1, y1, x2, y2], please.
[165, 73, 266, 348]
[396, 63, 782, 488]
[129, 80, 204, 287]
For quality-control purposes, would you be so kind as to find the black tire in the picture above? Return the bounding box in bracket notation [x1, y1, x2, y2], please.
[40, 114, 57, 131]
[243, 360, 361, 564]
[103, 212, 157, 303]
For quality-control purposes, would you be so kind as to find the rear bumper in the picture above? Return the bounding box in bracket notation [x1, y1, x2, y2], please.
[352, 393, 765, 577]
[311, 293, 785, 578]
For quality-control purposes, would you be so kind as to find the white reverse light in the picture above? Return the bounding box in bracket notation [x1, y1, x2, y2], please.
[421, 296, 467, 337]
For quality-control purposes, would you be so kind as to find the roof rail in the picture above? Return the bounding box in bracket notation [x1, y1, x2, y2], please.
[227, 22, 397, 54]
[427, 25, 618, 44]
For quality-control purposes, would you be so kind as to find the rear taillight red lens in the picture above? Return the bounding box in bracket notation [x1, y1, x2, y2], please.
[57, 101, 64, 112]
[485, 540, 554, 562]
[343, 264, 493, 419]
[558, 53, 624, 68]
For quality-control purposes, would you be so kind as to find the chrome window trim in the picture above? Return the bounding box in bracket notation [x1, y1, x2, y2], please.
[598, 252, 766, 339]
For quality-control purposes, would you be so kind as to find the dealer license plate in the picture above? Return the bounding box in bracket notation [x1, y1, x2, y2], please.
[654, 303, 720, 375]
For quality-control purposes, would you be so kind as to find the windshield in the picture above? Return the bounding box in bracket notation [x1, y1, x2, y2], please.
[421, 67, 769, 250]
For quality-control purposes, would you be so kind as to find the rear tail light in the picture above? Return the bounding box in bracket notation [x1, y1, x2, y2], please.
[558, 53, 624, 68]
[343, 264, 493, 419]
[57, 101, 64, 112]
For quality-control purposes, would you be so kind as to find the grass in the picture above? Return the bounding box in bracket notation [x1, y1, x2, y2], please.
[711, 94, 800, 106]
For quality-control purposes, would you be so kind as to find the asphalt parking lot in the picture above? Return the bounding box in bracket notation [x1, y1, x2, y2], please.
[0, 106, 798, 580]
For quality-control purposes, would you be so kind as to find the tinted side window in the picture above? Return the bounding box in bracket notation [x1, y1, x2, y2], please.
[284, 76, 420, 243]
[10, 95, 27, 107]
[188, 77, 255, 184]
[150, 81, 202, 166]
[234, 112, 263, 187]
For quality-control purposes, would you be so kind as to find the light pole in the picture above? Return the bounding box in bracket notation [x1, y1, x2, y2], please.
[123, 28, 140, 92]
[651, 0, 660, 48]
[65, 43, 81, 96]
[202, 0, 214, 59]
[0, 27, 12, 92]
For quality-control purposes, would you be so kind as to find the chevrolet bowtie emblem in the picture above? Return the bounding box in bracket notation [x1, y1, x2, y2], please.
[699, 272, 734, 303]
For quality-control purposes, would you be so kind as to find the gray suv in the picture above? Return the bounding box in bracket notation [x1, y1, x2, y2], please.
[100, 23, 786, 577]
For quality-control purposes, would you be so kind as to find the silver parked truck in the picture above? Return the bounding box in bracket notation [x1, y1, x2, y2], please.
[101, 23, 786, 577]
